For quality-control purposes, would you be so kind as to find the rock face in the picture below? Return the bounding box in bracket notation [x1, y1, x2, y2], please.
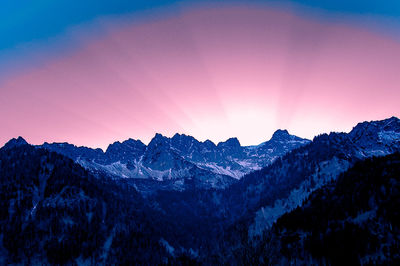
[38, 130, 310, 189]
[3, 136, 28, 149]
[348, 116, 400, 157]
[105, 138, 146, 165]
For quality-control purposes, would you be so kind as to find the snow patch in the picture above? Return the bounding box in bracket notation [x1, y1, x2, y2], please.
[160, 238, 175, 256]
[197, 162, 244, 179]
[378, 130, 400, 142]
[352, 209, 376, 224]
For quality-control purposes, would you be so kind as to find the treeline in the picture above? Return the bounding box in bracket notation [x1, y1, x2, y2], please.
[246, 153, 400, 265]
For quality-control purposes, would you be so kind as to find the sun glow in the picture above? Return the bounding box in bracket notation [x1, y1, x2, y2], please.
[1, 5, 399, 149]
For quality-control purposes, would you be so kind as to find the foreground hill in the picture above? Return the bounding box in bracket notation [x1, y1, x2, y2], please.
[252, 152, 400, 265]
[0, 144, 180, 264]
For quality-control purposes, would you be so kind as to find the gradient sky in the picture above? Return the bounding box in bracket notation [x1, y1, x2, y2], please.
[1, 1, 400, 149]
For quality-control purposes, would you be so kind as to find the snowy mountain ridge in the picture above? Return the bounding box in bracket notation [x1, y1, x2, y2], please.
[37, 129, 310, 189]
[241, 116, 400, 236]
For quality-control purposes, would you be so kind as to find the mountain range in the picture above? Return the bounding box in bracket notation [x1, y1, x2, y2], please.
[1, 116, 399, 264]
[38, 129, 310, 191]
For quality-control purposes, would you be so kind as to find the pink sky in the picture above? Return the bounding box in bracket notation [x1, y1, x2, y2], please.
[1, 5, 400, 149]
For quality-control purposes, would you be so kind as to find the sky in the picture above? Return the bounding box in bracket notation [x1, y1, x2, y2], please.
[1, 0, 400, 150]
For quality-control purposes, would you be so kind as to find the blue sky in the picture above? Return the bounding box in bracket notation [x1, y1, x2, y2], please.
[1, 0, 400, 53]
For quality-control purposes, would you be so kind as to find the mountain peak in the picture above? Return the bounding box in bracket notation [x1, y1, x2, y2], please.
[121, 138, 145, 147]
[154, 133, 167, 139]
[106, 138, 145, 153]
[172, 133, 187, 139]
[3, 136, 28, 149]
[271, 129, 290, 139]
[387, 116, 399, 121]
[350, 116, 400, 135]
[218, 137, 241, 147]
[148, 133, 170, 149]
[383, 116, 400, 129]
[203, 139, 216, 147]
[171, 133, 196, 142]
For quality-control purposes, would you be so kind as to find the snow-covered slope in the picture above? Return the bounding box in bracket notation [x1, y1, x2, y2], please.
[38, 130, 310, 190]
[256, 153, 400, 265]
[240, 117, 400, 236]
